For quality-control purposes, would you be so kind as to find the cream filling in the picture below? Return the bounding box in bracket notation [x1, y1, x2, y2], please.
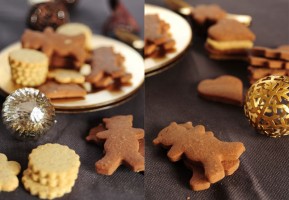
[207, 38, 253, 51]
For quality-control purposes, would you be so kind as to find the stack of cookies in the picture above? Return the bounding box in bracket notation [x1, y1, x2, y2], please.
[9, 49, 49, 87]
[153, 122, 245, 191]
[144, 14, 175, 58]
[206, 19, 255, 60]
[22, 143, 80, 199]
[248, 45, 289, 84]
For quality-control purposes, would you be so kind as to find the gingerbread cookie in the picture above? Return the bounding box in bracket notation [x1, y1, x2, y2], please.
[86, 47, 125, 83]
[251, 46, 289, 61]
[206, 19, 255, 60]
[248, 67, 288, 84]
[153, 122, 245, 183]
[249, 56, 289, 69]
[38, 81, 87, 99]
[21, 27, 86, 67]
[56, 23, 93, 51]
[144, 14, 175, 58]
[248, 45, 289, 84]
[192, 4, 227, 26]
[197, 75, 243, 106]
[92, 115, 144, 175]
[86, 123, 145, 157]
[0, 153, 21, 192]
[48, 69, 85, 84]
[184, 159, 240, 191]
[9, 49, 49, 87]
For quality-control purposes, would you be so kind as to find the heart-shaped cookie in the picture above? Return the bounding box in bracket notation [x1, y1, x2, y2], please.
[197, 75, 243, 106]
[208, 19, 255, 41]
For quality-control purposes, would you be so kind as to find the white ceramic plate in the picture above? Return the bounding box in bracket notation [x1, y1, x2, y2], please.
[0, 35, 144, 111]
[144, 4, 193, 74]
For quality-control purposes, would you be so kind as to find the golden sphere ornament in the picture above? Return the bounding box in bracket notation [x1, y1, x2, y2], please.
[244, 75, 289, 137]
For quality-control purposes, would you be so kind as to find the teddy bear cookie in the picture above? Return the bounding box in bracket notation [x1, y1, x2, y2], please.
[153, 122, 245, 190]
[86, 115, 145, 175]
[22, 143, 80, 199]
[206, 19, 255, 60]
[0, 153, 21, 192]
[86, 123, 145, 157]
[9, 49, 49, 87]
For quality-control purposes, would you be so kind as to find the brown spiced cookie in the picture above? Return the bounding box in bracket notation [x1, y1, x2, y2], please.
[21, 27, 86, 68]
[192, 4, 227, 26]
[38, 81, 86, 99]
[86, 124, 145, 157]
[208, 19, 255, 41]
[144, 14, 175, 58]
[88, 115, 144, 175]
[249, 56, 289, 69]
[251, 46, 289, 61]
[184, 159, 240, 191]
[86, 47, 125, 83]
[248, 66, 288, 80]
[197, 75, 243, 106]
[153, 122, 245, 183]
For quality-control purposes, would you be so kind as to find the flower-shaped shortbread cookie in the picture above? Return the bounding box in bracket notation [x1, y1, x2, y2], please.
[0, 153, 21, 192]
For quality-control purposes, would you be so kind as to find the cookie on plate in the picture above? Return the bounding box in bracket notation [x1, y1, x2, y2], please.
[56, 23, 93, 51]
[9, 49, 49, 87]
[38, 81, 87, 99]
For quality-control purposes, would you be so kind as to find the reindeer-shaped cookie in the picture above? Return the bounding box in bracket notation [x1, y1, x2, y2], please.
[153, 122, 245, 183]
[94, 115, 144, 175]
[21, 27, 86, 67]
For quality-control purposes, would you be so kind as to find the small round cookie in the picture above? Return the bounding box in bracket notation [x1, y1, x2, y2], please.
[0, 153, 21, 192]
[28, 143, 80, 179]
[56, 23, 93, 50]
[48, 69, 85, 84]
[22, 171, 74, 200]
[9, 49, 49, 87]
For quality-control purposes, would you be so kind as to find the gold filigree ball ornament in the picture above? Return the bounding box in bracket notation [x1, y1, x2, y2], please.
[2, 88, 56, 140]
[244, 75, 289, 138]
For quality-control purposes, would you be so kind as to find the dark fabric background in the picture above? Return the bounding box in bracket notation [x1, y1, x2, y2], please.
[0, 0, 144, 200]
[145, 0, 289, 200]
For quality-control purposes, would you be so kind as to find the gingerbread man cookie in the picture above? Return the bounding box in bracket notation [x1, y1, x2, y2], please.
[94, 115, 145, 175]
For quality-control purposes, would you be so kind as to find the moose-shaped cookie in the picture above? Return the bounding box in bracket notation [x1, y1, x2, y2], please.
[153, 122, 245, 183]
[21, 27, 86, 67]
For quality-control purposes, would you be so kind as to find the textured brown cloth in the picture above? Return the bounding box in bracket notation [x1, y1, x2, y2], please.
[0, 0, 144, 200]
[145, 0, 289, 199]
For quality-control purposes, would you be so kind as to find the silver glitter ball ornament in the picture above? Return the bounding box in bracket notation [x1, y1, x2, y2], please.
[2, 88, 56, 140]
